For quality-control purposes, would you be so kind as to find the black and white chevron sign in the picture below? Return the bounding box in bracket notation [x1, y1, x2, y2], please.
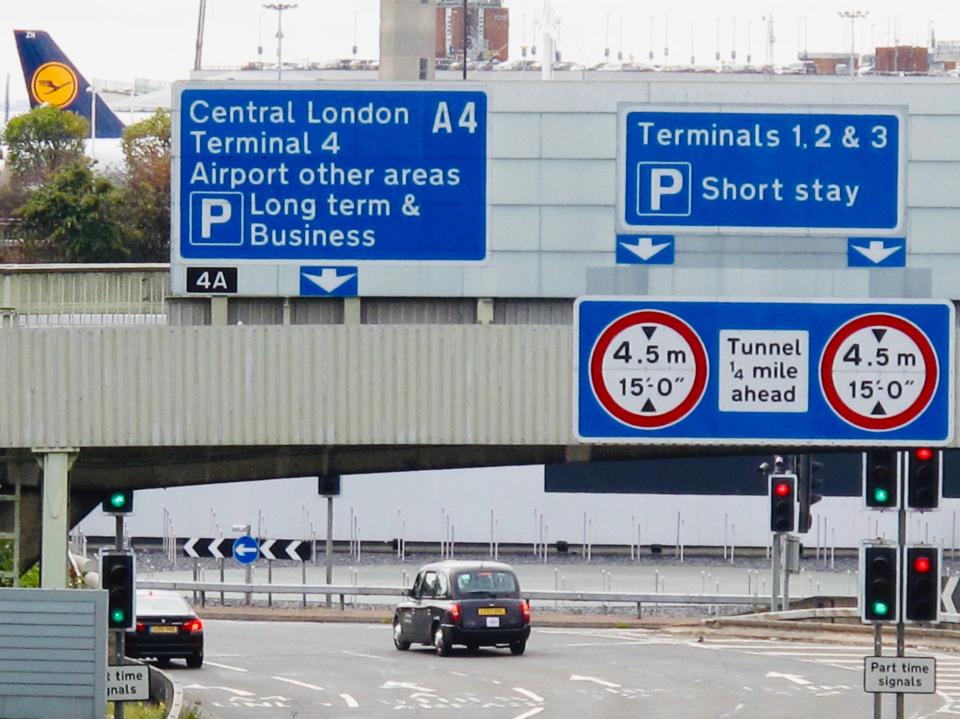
[183, 537, 234, 559]
[183, 537, 311, 561]
[260, 539, 312, 562]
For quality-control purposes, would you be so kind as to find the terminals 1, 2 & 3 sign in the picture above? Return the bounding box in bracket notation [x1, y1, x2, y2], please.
[575, 298, 954, 445]
[618, 106, 905, 235]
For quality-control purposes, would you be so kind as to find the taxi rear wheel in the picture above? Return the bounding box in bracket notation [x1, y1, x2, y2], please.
[434, 626, 451, 656]
[509, 640, 526, 656]
[393, 619, 410, 651]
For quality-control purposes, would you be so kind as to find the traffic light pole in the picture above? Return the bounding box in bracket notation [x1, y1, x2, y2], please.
[114, 514, 125, 719]
[771, 532, 781, 611]
[874, 623, 882, 719]
[897, 484, 907, 719]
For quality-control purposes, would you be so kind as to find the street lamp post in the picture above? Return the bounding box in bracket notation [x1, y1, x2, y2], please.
[263, 3, 298, 81]
[838, 10, 868, 77]
[85, 86, 97, 160]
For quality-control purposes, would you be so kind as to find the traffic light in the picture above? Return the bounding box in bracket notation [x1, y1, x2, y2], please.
[318, 475, 341, 497]
[768, 474, 797, 533]
[100, 552, 135, 630]
[863, 449, 899, 510]
[797, 456, 824, 534]
[101, 489, 134, 515]
[903, 545, 941, 623]
[860, 543, 899, 623]
[906, 447, 941, 511]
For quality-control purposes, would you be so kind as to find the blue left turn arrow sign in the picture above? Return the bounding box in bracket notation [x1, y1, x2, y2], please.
[232, 535, 260, 565]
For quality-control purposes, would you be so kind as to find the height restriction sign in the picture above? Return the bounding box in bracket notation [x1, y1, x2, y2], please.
[574, 297, 954, 446]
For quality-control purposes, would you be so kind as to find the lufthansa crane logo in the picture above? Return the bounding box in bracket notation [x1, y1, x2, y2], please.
[31, 62, 78, 108]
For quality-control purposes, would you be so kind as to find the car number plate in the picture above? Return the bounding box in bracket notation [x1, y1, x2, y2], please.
[485, 617, 501, 628]
[149, 625, 178, 634]
[478, 607, 506, 616]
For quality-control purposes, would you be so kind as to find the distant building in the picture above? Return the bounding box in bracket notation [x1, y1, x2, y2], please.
[797, 52, 857, 76]
[874, 46, 929, 74]
[436, 0, 509, 63]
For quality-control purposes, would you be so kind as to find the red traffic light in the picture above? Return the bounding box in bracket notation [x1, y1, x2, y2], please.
[913, 556, 932, 574]
[774, 482, 791, 497]
[915, 448, 934, 462]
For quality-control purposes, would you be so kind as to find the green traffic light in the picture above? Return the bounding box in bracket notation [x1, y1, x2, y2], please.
[872, 601, 889, 616]
[110, 608, 126, 624]
[874, 488, 889, 504]
[110, 493, 127, 509]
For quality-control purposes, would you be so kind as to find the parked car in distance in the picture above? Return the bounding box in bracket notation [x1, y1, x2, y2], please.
[392, 560, 531, 656]
[125, 590, 204, 668]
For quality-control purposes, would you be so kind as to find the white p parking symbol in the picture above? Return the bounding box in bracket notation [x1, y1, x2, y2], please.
[650, 168, 683, 211]
[636, 162, 692, 217]
[201, 198, 233, 239]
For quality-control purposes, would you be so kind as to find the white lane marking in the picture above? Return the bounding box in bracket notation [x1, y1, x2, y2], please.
[513, 687, 545, 703]
[382, 681, 435, 692]
[182, 684, 254, 697]
[204, 660, 249, 673]
[450, 671, 471, 677]
[342, 650, 388, 661]
[570, 674, 622, 688]
[766, 672, 812, 686]
[512, 708, 545, 719]
[719, 704, 745, 718]
[340, 693, 359, 708]
[272, 676, 324, 692]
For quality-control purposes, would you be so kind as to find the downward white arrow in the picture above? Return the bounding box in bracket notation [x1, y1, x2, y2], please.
[852, 240, 901, 264]
[620, 237, 671, 261]
[765, 671, 811, 686]
[304, 268, 355, 293]
[569, 674, 621, 688]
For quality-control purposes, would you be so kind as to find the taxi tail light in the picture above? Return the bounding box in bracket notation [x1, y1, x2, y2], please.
[448, 603, 462, 624]
[520, 599, 531, 623]
[135, 622, 145, 633]
[182, 619, 203, 634]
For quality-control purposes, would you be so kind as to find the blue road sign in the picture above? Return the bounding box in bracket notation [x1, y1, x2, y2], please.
[619, 108, 904, 236]
[232, 535, 260, 565]
[616, 235, 675, 265]
[575, 298, 954, 446]
[300, 266, 358, 296]
[848, 238, 907, 268]
[175, 87, 487, 263]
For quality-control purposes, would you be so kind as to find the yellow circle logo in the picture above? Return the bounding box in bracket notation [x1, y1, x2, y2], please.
[31, 62, 78, 108]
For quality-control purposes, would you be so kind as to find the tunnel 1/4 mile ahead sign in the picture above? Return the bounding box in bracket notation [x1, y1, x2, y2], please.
[574, 298, 954, 446]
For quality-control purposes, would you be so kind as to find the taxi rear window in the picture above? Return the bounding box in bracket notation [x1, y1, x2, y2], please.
[454, 570, 518, 595]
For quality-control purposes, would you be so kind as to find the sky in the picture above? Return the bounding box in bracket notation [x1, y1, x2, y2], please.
[3, 0, 959, 112]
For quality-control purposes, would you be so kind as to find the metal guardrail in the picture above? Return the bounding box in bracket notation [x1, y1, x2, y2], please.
[138, 580, 765, 609]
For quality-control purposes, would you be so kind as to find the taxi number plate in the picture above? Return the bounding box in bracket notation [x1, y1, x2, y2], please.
[478, 607, 506, 616]
[149, 625, 178, 634]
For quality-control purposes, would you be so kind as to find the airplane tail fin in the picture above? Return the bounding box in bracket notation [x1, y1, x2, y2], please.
[14, 29, 125, 138]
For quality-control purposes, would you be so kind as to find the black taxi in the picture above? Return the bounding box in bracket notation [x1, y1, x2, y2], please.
[392, 560, 531, 656]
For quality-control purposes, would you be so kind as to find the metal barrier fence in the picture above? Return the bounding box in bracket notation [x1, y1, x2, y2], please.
[138, 580, 766, 617]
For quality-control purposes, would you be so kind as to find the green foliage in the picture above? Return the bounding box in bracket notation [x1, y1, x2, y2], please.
[16, 162, 129, 262]
[2, 105, 88, 184]
[19, 563, 40, 588]
[118, 110, 171, 261]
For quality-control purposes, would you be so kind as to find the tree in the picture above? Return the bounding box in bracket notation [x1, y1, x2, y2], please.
[16, 161, 129, 262]
[1, 105, 88, 185]
[119, 109, 171, 261]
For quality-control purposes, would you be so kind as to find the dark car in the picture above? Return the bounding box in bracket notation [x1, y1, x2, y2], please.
[125, 590, 204, 668]
[392, 560, 531, 656]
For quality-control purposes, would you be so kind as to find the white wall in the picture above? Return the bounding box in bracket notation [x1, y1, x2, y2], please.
[76, 467, 960, 551]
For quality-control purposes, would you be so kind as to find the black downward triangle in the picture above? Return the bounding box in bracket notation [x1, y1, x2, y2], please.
[871, 402, 887, 416]
[641, 399, 657, 413]
[872, 329, 887, 342]
[642, 326, 657, 340]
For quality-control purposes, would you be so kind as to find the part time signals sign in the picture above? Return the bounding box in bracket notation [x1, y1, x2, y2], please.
[618, 106, 904, 236]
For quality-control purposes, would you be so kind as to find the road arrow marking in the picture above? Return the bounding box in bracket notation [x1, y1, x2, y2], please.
[619, 237, 672, 261]
[340, 693, 359, 708]
[513, 708, 545, 719]
[569, 674, 622, 688]
[765, 671, 811, 686]
[512, 688, 544, 703]
[182, 684, 255, 697]
[381, 681, 435, 693]
[303, 268, 356, 294]
[852, 240, 901, 265]
[272, 676, 323, 692]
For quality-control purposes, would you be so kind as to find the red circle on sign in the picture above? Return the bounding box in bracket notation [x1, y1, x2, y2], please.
[819, 313, 939, 431]
[589, 310, 708, 429]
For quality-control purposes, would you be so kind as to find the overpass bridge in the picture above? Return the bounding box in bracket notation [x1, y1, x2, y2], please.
[3, 75, 960, 585]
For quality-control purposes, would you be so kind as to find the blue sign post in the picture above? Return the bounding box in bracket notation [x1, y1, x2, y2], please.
[232, 535, 260, 565]
[575, 298, 954, 446]
[173, 86, 487, 288]
[618, 107, 904, 236]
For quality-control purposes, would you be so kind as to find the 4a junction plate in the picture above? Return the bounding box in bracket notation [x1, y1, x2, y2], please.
[574, 297, 954, 446]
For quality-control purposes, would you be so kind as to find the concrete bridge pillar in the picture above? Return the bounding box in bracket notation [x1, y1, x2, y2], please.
[34, 450, 77, 588]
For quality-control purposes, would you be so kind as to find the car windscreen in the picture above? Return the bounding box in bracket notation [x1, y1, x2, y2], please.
[453, 570, 518, 596]
[136, 593, 193, 615]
